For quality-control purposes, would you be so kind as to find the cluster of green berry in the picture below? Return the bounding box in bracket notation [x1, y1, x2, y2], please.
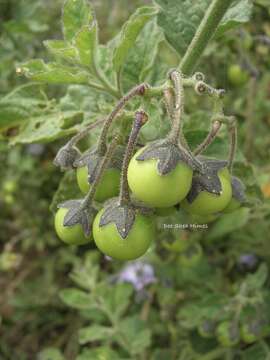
[53, 70, 246, 261]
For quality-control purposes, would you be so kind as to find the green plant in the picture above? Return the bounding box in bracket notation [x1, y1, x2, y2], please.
[2, 0, 270, 359]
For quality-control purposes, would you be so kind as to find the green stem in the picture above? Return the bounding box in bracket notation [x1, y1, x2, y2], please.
[228, 123, 237, 173]
[119, 110, 148, 206]
[68, 118, 105, 147]
[167, 70, 185, 145]
[82, 136, 119, 209]
[179, 0, 233, 75]
[194, 120, 222, 155]
[96, 83, 148, 155]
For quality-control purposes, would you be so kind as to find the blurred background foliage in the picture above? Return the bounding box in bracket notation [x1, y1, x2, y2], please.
[0, 0, 270, 359]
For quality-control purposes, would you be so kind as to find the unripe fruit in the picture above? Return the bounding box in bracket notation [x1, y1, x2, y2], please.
[55, 207, 92, 245]
[93, 208, 155, 261]
[228, 65, 248, 87]
[128, 147, 193, 208]
[182, 168, 232, 216]
[76, 166, 120, 202]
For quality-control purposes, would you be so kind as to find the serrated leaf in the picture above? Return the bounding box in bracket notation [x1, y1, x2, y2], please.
[97, 283, 133, 320]
[245, 263, 268, 290]
[242, 343, 270, 360]
[74, 23, 98, 69]
[207, 208, 250, 240]
[76, 347, 123, 360]
[37, 347, 65, 360]
[156, 0, 253, 56]
[62, 0, 94, 42]
[122, 20, 163, 92]
[118, 316, 151, 355]
[59, 288, 93, 310]
[112, 6, 157, 73]
[44, 40, 78, 63]
[21, 60, 91, 85]
[79, 325, 114, 344]
[10, 111, 83, 145]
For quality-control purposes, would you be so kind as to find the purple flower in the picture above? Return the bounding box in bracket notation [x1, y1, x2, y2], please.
[117, 261, 156, 291]
[238, 253, 258, 271]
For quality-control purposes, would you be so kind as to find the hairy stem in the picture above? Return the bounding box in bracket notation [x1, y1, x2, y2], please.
[119, 110, 148, 206]
[96, 83, 148, 155]
[167, 70, 186, 145]
[179, 0, 233, 75]
[163, 88, 175, 124]
[194, 120, 222, 155]
[68, 118, 105, 147]
[228, 123, 237, 173]
[82, 136, 119, 208]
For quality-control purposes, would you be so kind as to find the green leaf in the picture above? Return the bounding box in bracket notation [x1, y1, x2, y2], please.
[79, 325, 114, 344]
[242, 343, 270, 360]
[118, 316, 151, 355]
[62, 0, 94, 42]
[74, 23, 98, 69]
[155, 0, 253, 56]
[59, 288, 93, 310]
[10, 111, 83, 145]
[121, 20, 163, 91]
[207, 208, 250, 241]
[215, 0, 253, 37]
[44, 40, 78, 63]
[97, 283, 133, 320]
[0, 101, 29, 131]
[245, 263, 268, 290]
[38, 348, 65, 360]
[76, 347, 124, 360]
[112, 6, 158, 73]
[21, 60, 91, 85]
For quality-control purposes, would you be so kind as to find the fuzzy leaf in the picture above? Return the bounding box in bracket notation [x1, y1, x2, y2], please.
[117, 316, 151, 355]
[74, 23, 98, 69]
[38, 348, 65, 360]
[207, 208, 250, 240]
[155, 0, 253, 56]
[79, 325, 114, 344]
[59, 288, 93, 310]
[62, 0, 94, 42]
[122, 20, 163, 91]
[10, 111, 83, 145]
[44, 40, 78, 63]
[112, 6, 158, 73]
[76, 348, 123, 360]
[21, 60, 91, 85]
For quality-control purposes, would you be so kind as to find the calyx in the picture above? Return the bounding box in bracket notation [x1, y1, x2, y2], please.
[53, 144, 81, 170]
[135, 139, 201, 175]
[58, 200, 96, 236]
[74, 145, 124, 183]
[231, 176, 246, 203]
[186, 157, 228, 204]
[99, 198, 152, 239]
